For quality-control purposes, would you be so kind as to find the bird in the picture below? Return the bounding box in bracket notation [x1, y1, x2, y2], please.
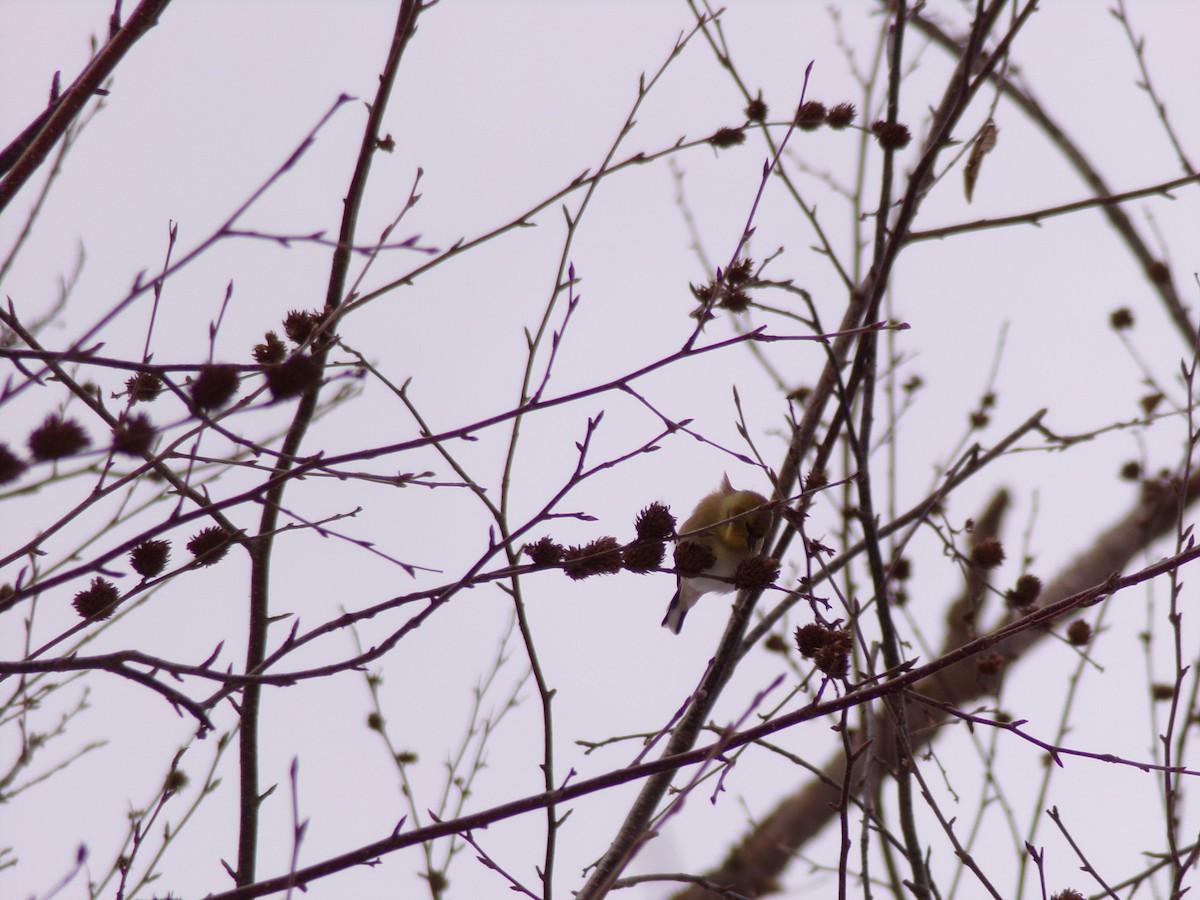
[662, 475, 772, 634]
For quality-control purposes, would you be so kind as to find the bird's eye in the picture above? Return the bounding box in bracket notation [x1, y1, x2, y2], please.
[745, 513, 771, 545]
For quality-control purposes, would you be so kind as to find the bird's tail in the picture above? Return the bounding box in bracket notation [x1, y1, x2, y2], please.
[661, 587, 687, 634]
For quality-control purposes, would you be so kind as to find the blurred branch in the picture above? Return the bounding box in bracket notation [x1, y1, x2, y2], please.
[1110, 0, 1195, 176]
[200, 481, 1200, 899]
[495, 19, 720, 893]
[675, 471, 1200, 898]
[235, 0, 425, 886]
[906, 171, 1200, 243]
[746, 408, 1047, 650]
[0, 0, 174, 214]
[909, 9, 1199, 351]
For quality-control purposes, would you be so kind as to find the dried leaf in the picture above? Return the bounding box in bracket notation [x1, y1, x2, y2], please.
[964, 120, 999, 203]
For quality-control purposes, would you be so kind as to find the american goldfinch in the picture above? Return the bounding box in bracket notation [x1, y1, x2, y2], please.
[662, 475, 772, 634]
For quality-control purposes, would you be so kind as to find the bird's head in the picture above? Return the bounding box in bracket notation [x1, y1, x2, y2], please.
[716, 491, 772, 552]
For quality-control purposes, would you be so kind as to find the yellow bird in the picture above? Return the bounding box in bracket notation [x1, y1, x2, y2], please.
[663, 475, 772, 634]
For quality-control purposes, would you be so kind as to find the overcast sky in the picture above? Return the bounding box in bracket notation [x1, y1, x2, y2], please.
[3, 2, 1200, 898]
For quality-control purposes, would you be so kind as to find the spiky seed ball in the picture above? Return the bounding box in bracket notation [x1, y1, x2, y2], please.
[673, 540, 718, 578]
[1005, 573, 1042, 609]
[732, 555, 779, 592]
[112, 413, 155, 457]
[970, 537, 1005, 569]
[283, 309, 323, 344]
[634, 503, 675, 542]
[690, 281, 719, 304]
[708, 126, 746, 148]
[187, 526, 233, 567]
[826, 102, 856, 129]
[814, 636, 851, 678]
[794, 101, 827, 130]
[0, 443, 26, 485]
[622, 540, 665, 574]
[266, 354, 322, 401]
[871, 120, 912, 149]
[253, 331, 287, 364]
[28, 415, 90, 461]
[794, 623, 827, 658]
[1119, 461, 1141, 481]
[125, 372, 163, 403]
[73, 577, 120, 620]
[796, 623, 846, 656]
[562, 537, 623, 580]
[794, 624, 852, 676]
[1066, 620, 1092, 646]
[525, 537, 565, 567]
[719, 288, 752, 313]
[724, 257, 754, 285]
[190, 365, 239, 411]
[130, 539, 171, 577]
[744, 97, 768, 123]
